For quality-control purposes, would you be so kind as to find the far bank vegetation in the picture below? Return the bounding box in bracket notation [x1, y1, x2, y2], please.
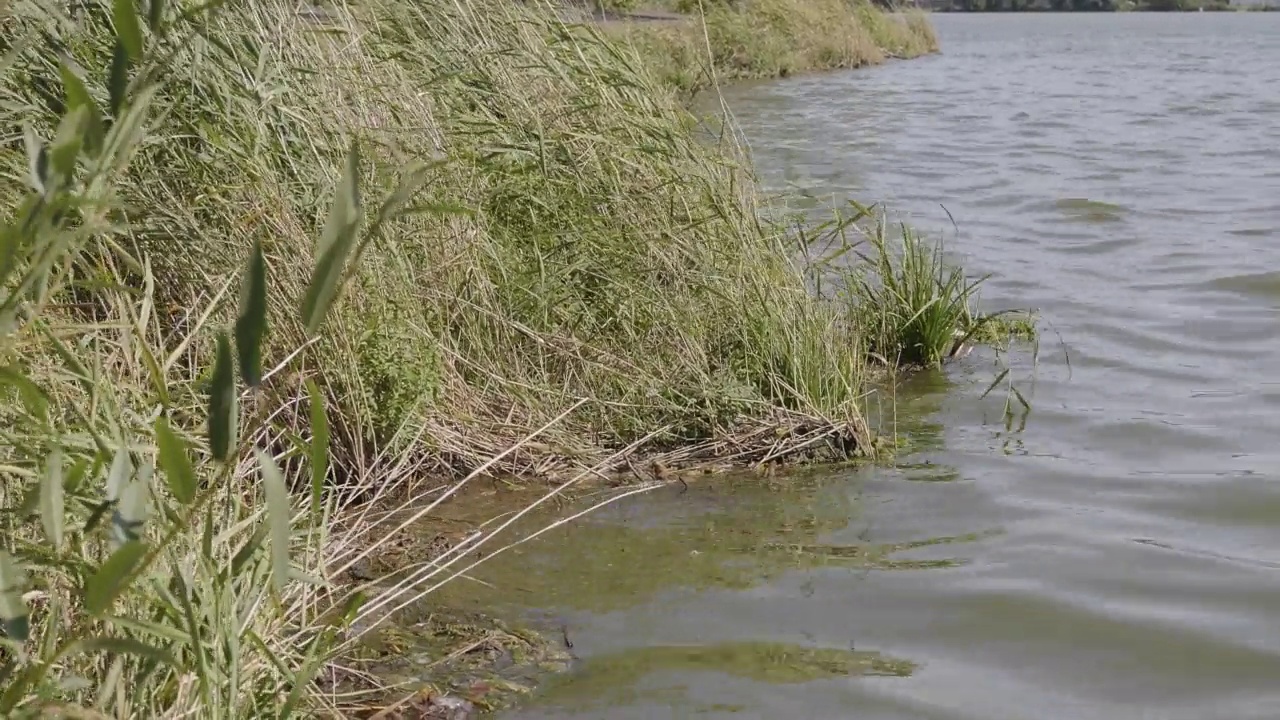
[581, 0, 939, 94]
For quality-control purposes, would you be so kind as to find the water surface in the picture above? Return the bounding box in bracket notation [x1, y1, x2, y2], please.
[479, 14, 1280, 719]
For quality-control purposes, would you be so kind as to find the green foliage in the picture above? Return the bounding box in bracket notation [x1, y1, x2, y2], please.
[2, 0, 961, 497]
[207, 332, 237, 463]
[610, 0, 938, 96]
[302, 145, 364, 336]
[234, 241, 268, 388]
[0, 1, 426, 714]
[154, 418, 197, 505]
[849, 203, 989, 368]
[257, 450, 293, 595]
[356, 301, 440, 442]
[0, 551, 30, 642]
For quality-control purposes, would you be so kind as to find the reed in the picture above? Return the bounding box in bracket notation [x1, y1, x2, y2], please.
[602, 0, 940, 95]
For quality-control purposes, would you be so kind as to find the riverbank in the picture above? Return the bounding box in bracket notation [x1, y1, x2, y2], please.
[0, 0, 1029, 717]
[583, 0, 938, 96]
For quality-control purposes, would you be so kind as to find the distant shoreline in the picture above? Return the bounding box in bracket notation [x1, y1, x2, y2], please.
[931, 4, 1280, 11]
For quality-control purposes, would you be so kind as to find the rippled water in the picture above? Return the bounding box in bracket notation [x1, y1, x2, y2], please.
[479, 14, 1280, 719]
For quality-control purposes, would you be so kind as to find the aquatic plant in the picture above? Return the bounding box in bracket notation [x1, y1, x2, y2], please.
[850, 203, 993, 368]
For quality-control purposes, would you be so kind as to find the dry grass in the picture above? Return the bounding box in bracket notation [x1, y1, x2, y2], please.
[600, 0, 940, 95]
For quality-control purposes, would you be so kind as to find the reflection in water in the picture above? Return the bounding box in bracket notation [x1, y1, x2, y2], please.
[410, 386, 990, 717]
[1206, 271, 1280, 302]
[877, 367, 953, 445]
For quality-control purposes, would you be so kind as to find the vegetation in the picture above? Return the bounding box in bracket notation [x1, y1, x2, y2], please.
[0, 0, 1017, 716]
[850, 206, 988, 367]
[594, 0, 938, 96]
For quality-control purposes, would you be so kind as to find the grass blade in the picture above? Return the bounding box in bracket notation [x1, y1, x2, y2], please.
[85, 541, 148, 616]
[59, 58, 94, 115]
[41, 448, 65, 551]
[49, 106, 87, 184]
[154, 417, 197, 505]
[105, 446, 132, 504]
[111, 471, 150, 547]
[979, 368, 1010, 400]
[71, 636, 175, 667]
[301, 143, 362, 335]
[113, 0, 145, 60]
[0, 552, 28, 642]
[167, 574, 209, 691]
[59, 58, 103, 156]
[147, 0, 165, 34]
[208, 331, 236, 462]
[24, 124, 46, 194]
[229, 521, 269, 579]
[1010, 383, 1031, 411]
[108, 41, 130, 117]
[307, 379, 328, 514]
[0, 366, 49, 422]
[235, 240, 268, 387]
[256, 449, 291, 594]
[280, 627, 335, 719]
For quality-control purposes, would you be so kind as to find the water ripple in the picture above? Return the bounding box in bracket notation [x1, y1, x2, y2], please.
[689, 12, 1280, 720]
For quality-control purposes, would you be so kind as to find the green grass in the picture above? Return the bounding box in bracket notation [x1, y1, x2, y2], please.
[598, 0, 939, 96]
[967, 310, 1038, 346]
[845, 203, 1036, 367]
[0, 0, 1025, 715]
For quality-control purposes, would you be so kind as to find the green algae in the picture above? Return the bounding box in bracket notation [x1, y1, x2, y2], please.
[526, 640, 915, 713]
[422, 472, 991, 617]
[968, 310, 1039, 346]
[339, 606, 575, 714]
[352, 415, 991, 714]
[1055, 197, 1128, 223]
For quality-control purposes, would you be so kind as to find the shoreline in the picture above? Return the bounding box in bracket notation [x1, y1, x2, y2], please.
[0, 1, 1038, 718]
[563, 0, 940, 96]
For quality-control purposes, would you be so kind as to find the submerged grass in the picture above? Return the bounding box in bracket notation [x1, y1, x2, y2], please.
[0, 0, 1025, 715]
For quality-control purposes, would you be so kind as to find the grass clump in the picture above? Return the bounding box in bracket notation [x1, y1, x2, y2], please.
[844, 203, 1033, 368]
[601, 0, 939, 96]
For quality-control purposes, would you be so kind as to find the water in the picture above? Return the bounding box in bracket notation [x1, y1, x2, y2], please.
[475, 14, 1280, 718]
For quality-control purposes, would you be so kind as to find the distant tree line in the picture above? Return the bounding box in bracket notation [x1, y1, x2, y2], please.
[930, 0, 1230, 9]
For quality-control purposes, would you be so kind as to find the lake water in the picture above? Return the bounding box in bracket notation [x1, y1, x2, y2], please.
[478, 13, 1280, 719]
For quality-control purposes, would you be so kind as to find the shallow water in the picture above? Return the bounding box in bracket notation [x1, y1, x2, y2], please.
[472, 14, 1280, 719]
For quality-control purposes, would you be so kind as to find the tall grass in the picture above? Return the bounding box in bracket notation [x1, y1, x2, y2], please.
[851, 208, 987, 367]
[840, 203, 1035, 368]
[0, 0, 991, 714]
[5, 0, 905, 479]
[605, 0, 940, 95]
